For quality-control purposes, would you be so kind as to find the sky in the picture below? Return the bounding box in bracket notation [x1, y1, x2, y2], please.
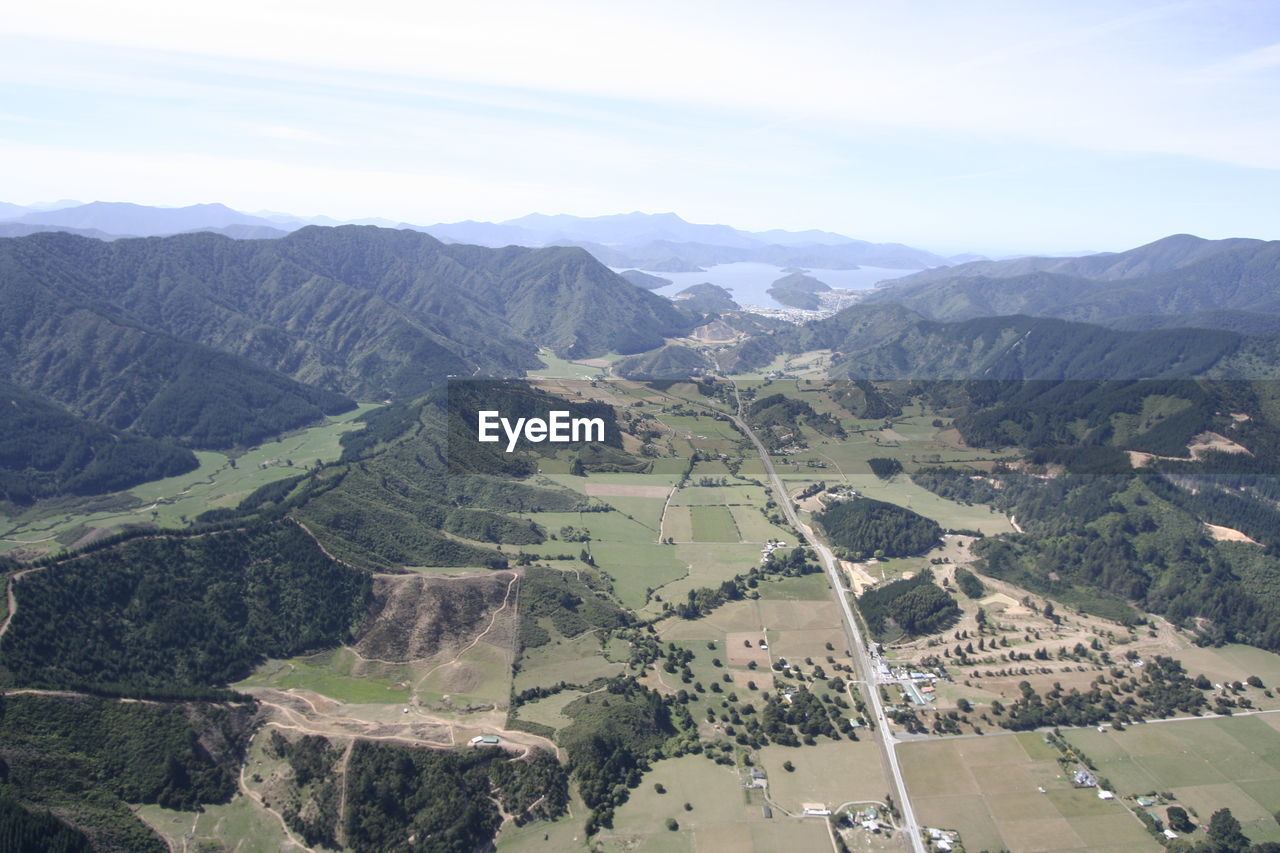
[1, 0, 1278, 255]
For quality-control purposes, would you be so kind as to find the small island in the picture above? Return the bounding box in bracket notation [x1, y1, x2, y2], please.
[767, 271, 831, 309]
[672, 282, 739, 314]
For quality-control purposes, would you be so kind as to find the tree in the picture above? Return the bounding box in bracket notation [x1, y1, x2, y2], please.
[1208, 808, 1249, 851]
[1166, 806, 1194, 834]
[654, 782, 666, 794]
[665, 818, 679, 831]
[782, 760, 795, 772]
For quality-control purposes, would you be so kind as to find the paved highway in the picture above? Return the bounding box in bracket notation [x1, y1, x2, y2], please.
[724, 385, 927, 853]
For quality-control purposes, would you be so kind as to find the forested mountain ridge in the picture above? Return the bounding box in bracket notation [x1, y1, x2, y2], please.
[865, 235, 1280, 325]
[0, 380, 197, 504]
[0, 247, 356, 448]
[0, 227, 696, 403]
[880, 233, 1266, 289]
[720, 303, 1276, 380]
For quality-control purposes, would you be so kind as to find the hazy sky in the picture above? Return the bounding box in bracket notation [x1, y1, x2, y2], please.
[2, 0, 1278, 254]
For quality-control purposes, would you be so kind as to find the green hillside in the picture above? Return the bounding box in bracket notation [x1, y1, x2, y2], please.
[0, 380, 197, 504]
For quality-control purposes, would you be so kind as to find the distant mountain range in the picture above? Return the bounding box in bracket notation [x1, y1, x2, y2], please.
[411, 211, 958, 270]
[865, 234, 1280, 331]
[3, 201, 287, 237]
[0, 202, 965, 270]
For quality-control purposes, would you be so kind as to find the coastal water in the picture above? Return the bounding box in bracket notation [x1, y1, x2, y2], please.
[618, 262, 917, 310]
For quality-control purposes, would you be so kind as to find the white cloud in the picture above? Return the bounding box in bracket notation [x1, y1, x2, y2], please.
[4, 1, 1278, 168]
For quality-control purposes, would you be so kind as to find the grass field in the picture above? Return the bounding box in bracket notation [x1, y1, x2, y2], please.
[900, 733, 1160, 853]
[597, 754, 833, 853]
[661, 415, 742, 441]
[663, 506, 694, 542]
[641, 543, 770, 618]
[136, 796, 297, 853]
[0, 403, 380, 555]
[672, 485, 768, 506]
[1064, 715, 1280, 846]
[235, 648, 410, 704]
[604, 496, 668, 533]
[757, 573, 832, 601]
[729, 505, 793, 543]
[590, 541, 688, 609]
[1169, 643, 1280, 692]
[513, 630, 625, 693]
[758, 740, 889, 812]
[511, 688, 590, 731]
[518, 506, 690, 608]
[417, 638, 513, 708]
[527, 348, 612, 379]
[692, 505, 740, 541]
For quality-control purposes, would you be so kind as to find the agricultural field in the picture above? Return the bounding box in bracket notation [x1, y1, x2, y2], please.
[516, 504, 688, 608]
[513, 630, 625, 694]
[691, 505, 740, 541]
[0, 402, 380, 556]
[596, 754, 834, 853]
[672, 485, 768, 506]
[1064, 715, 1280, 846]
[900, 732, 1161, 853]
[757, 740, 889, 813]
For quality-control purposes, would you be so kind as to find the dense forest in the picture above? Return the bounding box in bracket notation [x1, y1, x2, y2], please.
[344, 741, 568, 853]
[861, 234, 1280, 327]
[866, 457, 903, 480]
[0, 521, 370, 690]
[446, 380, 625, 477]
[857, 570, 960, 638]
[0, 798, 92, 853]
[0, 380, 196, 504]
[815, 497, 941, 558]
[0, 694, 253, 850]
[0, 227, 695, 407]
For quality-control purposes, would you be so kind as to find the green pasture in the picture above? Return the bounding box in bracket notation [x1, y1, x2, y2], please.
[691, 506, 740, 542]
[900, 733, 1159, 853]
[513, 630, 625, 693]
[136, 796, 292, 853]
[1065, 715, 1280, 845]
[235, 648, 409, 704]
[0, 403, 379, 555]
